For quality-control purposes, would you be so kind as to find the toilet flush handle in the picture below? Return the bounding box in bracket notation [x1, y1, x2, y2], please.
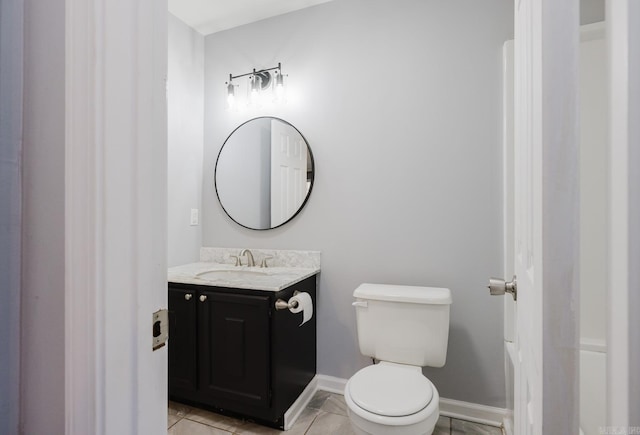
[352, 301, 368, 308]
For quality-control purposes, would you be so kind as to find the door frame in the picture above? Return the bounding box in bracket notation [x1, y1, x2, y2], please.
[62, 0, 640, 433]
[0, 0, 23, 433]
[65, 0, 168, 433]
[606, 0, 640, 427]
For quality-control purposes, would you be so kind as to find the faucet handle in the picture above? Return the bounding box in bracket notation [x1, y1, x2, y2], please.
[229, 255, 241, 267]
[260, 256, 273, 268]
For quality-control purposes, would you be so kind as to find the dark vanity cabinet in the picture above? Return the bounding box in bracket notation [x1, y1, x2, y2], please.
[168, 288, 198, 393]
[168, 275, 317, 429]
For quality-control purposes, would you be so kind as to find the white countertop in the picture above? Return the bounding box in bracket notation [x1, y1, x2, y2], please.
[168, 262, 320, 292]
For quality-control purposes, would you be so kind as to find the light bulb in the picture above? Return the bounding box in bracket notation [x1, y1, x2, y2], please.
[226, 83, 235, 109]
[274, 72, 285, 102]
[250, 75, 261, 106]
[251, 75, 260, 92]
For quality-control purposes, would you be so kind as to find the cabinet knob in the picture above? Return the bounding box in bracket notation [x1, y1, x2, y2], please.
[199, 295, 207, 302]
[184, 293, 192, 301]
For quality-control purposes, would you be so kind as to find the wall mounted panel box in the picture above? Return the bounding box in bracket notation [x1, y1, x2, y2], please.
[167, 254, 319, 430]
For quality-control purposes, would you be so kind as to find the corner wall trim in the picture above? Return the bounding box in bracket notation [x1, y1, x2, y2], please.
[315, 373, 507, 428]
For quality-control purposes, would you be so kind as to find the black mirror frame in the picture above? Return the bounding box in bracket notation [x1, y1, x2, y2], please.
[214, 116, 315, 231]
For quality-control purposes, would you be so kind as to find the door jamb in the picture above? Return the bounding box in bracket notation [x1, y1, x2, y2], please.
[606, 0, 640, 427]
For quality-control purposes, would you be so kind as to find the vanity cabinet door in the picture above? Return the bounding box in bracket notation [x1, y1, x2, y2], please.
[168, 286, 198, 395]
[198, 291, 271, 409]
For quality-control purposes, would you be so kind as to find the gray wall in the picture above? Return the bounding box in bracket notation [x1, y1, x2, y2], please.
[203, 0, 512, 407]
[168, 14, 205, 267]
[216, 118, 272, 229]
[580, 0, 605, 25]
[0, 0, 22, 432]
[21, 0, 66, 432]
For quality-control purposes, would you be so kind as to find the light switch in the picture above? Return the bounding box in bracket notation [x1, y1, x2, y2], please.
[190, 208, 199, 226]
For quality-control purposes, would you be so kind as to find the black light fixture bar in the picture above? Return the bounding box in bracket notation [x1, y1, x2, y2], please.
[225, 62, 286, 108]
[228, 63, 282, 82]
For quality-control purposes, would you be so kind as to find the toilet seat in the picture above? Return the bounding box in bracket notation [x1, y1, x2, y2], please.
[345, 362, 440, 429]
[348, 363, 433, 417]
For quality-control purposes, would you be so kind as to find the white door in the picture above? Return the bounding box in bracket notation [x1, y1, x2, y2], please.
[65, 0, 168, 434]
[507, 1, 580, 433]
[513, 1, 542, 427]
[270, 120, 308, 227]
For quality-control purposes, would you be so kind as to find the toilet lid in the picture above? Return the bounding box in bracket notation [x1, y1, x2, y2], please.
[348, 364, 433, 417]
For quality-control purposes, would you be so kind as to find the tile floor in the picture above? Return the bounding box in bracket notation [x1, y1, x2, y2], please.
[168, 391, 504, 435]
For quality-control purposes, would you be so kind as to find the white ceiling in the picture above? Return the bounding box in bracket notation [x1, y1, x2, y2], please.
[168, 0, 335, 35]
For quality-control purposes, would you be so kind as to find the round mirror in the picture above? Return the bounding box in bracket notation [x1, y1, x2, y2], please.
[215, 117, 314, 230]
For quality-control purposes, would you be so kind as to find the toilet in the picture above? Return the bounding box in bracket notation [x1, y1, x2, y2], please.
[345, 283, 452, 435]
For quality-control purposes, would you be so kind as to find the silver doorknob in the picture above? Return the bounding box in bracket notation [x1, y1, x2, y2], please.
[488, 275, 517, 301]
[184, 293, 192, 301]
[199, 295, 207, 302]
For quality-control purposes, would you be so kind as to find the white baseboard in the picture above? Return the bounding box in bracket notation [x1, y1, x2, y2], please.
[315, 373, 507, 429]
[439, 397, 506, 428]
[316, 374, 348, 394]
[283, 376, 319, 430]
[502, 415, 514, 435]
[284, 374, 348, 430]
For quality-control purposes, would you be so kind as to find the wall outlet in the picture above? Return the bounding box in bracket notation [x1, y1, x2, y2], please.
[190, 208, 199, 226]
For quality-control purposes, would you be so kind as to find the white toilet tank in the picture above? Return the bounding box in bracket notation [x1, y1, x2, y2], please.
[353, 283, 452, 368]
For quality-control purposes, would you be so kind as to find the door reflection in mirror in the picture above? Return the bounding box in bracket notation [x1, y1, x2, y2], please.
[215, 117, 314, 230]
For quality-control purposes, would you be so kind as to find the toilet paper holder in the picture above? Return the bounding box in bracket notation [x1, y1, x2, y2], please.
[275, 291, 301, 310]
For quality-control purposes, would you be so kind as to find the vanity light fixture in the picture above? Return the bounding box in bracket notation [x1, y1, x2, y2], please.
[250, 73, 261, 104]
[225, 62, 286, 109]
[250, 73, 261, 93]
[226, 82, 236, 108]
[274, 70, 285, 101]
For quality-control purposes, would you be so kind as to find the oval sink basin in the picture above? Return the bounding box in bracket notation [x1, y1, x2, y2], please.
[196, 269, 269, 281]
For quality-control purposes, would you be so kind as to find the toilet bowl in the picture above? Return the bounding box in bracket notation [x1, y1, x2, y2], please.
[345, 362, 440, 435]
[346, 283, 452, 435]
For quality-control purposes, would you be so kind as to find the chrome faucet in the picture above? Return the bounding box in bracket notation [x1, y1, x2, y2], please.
[239, 249, 255, 267]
